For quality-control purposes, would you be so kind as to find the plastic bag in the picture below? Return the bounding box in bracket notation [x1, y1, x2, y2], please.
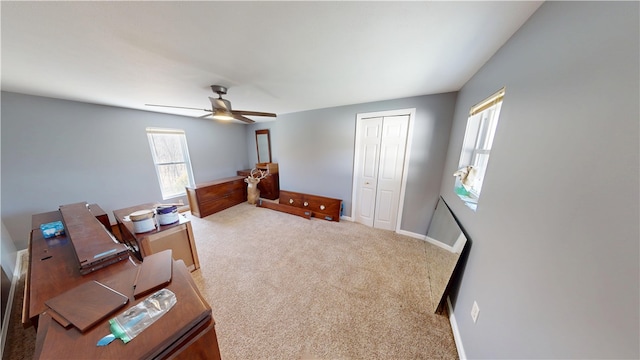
[108, 288, 177, 344]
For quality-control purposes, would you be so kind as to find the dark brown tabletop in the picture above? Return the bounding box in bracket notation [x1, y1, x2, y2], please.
[27, 210, 138, 327]
[33, 260, 217, 359]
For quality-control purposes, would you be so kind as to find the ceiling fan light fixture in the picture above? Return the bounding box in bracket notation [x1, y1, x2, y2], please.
[147, 85, 271, 124]
[212, 109, 234, 121]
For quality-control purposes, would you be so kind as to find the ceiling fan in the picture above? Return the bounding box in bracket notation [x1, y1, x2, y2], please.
[146, 85, 276, 124]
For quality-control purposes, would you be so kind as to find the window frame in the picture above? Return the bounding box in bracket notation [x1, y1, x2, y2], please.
[455, 88, 504, 210]
[146, 127, 195, 200]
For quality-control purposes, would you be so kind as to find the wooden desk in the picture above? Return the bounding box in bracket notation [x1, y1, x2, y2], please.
[33, 260, 221, 360]
[25, 210, 138, 328]
[113, 204, 200, 271]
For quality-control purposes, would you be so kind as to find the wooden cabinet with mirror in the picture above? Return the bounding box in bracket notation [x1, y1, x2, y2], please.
[243, 129, 279, 200]
[256, 129, 272, 164]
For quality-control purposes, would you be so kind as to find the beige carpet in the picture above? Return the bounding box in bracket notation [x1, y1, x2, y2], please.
[3, 202, 458, 359]
[188, 203, 458, 359]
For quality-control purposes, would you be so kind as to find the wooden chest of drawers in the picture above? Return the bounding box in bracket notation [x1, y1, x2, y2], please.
[186, 176, 247, 218]
[279, 190, 342, 222]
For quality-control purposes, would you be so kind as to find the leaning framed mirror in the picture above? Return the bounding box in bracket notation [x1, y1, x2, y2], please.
[426, 197, 468, 313]
[255, 129, 272, 164]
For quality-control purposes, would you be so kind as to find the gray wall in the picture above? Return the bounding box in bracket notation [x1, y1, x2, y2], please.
[441, 2, 639, 358]
[248, 93, 457, 235]
[1, 92, 249, 249]
[2, 90, 456, 250]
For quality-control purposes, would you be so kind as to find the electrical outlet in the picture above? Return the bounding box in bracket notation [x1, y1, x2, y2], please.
[471, 301, 480, 323]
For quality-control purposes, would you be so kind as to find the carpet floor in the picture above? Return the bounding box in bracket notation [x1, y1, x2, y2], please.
[3, 202, 459, 359]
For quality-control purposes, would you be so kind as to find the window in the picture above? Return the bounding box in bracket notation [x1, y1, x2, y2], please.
[146, 128, 195, 200]
[454, 88, 504, 211]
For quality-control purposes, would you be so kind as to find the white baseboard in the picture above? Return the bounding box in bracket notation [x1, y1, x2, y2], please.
[396, 228, 426, 240]
[1, 249, 27, 359]
[447, 296, 467, 360]
[425, 235, 456, 252]
[397, 229, 466, 255]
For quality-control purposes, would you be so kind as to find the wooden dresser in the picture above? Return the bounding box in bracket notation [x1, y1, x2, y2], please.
[186, 176, 247, 218]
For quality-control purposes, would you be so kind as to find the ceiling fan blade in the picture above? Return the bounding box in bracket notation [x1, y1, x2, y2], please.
[232, 114, 256, 124]
[146, 104, 209, 112]
[233, 110, 277, 117]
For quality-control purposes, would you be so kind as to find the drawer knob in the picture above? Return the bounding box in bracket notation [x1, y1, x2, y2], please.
[289, 199, 294, 204]
[304, 202, 309, 207]
[320, 205, 325, 210]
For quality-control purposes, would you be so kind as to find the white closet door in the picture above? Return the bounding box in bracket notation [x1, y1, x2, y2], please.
[353, 114, 409, 230]
[373, 115, 409, 230]
[354, 117, 382, 227]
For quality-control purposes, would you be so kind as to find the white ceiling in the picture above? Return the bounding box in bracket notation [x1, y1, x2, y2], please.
[1, 1, 543, 123]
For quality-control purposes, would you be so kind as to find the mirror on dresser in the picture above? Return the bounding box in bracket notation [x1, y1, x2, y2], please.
[426, 196, 468, 313]
[255, 129, 272, 164]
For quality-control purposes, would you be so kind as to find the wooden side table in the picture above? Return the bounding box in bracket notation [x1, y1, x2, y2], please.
[113, 204, 200, 271]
